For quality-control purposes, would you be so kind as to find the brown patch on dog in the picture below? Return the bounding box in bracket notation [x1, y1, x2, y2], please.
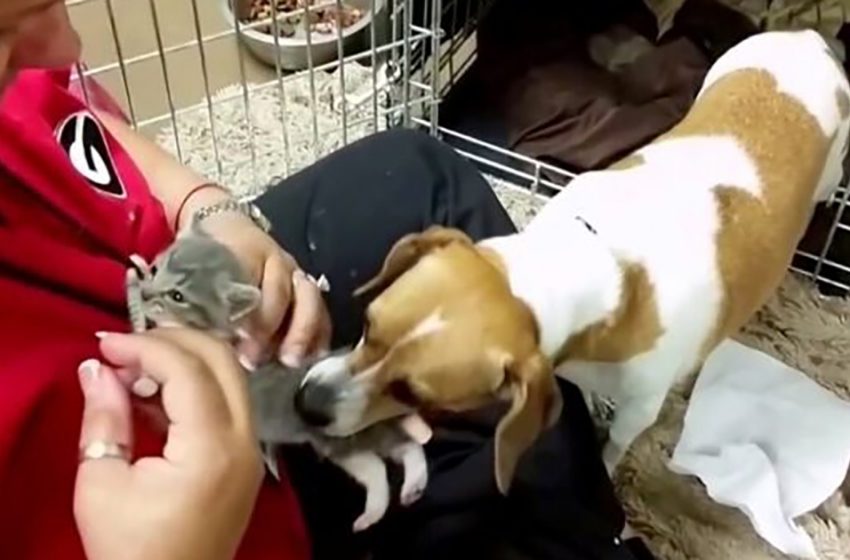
[354, 226, 475, 297]
[658, 69, 830, 354]
[836, 87, 850, 120]
[556, 263, 664, 363]
[478, 245, 509, 277]
[703, 186, 791, 349]
[347, 237, 542, 414]
[338, 231, 565, 493]
[609, 153, 645, 171]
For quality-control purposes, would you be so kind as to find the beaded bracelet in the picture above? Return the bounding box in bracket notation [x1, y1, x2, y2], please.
[174, 182, 230, 230]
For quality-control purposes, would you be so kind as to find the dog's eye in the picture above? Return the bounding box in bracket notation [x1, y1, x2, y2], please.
[388, 379, 419, 407]
[168, 289, 185, 303]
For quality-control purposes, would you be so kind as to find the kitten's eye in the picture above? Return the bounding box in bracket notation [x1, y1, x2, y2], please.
[168, 289, 185, 303]
[149, 265, 158, 276]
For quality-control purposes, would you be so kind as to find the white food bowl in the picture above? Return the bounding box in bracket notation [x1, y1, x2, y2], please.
[220, 0, 384, 71]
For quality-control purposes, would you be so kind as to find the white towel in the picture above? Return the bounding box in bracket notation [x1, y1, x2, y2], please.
[669, 340, 850, 559]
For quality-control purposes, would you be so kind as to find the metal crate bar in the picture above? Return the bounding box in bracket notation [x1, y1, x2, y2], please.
[133, 57, 434, 132]
[65, 0, 850, 296]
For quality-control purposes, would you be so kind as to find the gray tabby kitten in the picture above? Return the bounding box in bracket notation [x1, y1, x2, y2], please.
[126, 220, 260, 337]
[126, 221, 428, 532]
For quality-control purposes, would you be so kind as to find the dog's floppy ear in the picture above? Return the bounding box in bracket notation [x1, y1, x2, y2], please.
[354, 226, 473, 297]
[494, 352, 562, 495]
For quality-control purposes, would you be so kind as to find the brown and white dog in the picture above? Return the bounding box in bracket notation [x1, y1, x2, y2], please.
[296, 30, 850, 494]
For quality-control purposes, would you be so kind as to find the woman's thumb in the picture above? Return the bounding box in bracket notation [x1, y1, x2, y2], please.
[74, 359, 134, 545]
[76, 359, 133, 483]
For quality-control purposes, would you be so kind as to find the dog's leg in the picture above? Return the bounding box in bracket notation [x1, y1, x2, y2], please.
[559, 361, 671, 472]
[558, 362, 625, 445]
[558, 360, 624, 417]
[332, 451, 391, 532]
[557, 361, 626, 402]
[387, 442, 428, 506]
[603, 392, 667, 474]
[674, 361, 704, 400]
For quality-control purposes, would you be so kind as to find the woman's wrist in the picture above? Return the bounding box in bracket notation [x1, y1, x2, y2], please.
[173, 183, 233, 231]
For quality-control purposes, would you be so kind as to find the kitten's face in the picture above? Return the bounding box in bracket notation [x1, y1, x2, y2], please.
[140, 232, 261, 335]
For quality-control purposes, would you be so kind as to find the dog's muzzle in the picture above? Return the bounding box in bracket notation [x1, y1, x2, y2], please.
[294, 353, 358, 430]
[294, 380, 335, 427]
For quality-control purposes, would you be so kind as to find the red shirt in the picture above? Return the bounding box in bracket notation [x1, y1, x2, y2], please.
[0, 68, 310, 560]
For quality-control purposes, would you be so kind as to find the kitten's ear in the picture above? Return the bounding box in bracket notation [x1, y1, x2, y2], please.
[178, 216, 210, 239]
[225, 282, 262, 321]
[190, 218, 211, 236]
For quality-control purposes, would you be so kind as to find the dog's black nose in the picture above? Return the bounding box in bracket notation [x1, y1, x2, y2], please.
[294, 382, 335, 427]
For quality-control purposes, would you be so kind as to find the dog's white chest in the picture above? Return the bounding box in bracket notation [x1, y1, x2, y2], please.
[481, 221, 623, 358]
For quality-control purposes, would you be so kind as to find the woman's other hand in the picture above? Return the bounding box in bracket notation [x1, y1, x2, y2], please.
[73, 328, 265, 560]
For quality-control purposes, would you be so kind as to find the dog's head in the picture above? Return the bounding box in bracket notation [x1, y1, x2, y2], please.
[296, 226, 562, 493]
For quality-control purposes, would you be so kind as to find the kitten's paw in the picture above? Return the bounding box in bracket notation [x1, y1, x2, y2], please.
[400, 457, 428, 506]
[352, 505, 386, 532]
[335, 451, 389, 533]
[128, 254, 150, 275]
[401, 482, 426, 506]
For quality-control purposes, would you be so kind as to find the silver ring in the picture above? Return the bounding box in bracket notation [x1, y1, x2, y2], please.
[79, 440, 130, 463]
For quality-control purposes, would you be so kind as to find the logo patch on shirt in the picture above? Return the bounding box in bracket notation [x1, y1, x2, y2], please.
[56, 111, 126, 198]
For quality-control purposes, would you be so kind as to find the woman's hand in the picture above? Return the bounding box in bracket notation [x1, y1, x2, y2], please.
[198, 210, 332, 368]
[92, 110, 331, 368]
[74, 329, 265, 560]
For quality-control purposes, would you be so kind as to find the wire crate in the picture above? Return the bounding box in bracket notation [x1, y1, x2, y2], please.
[65, 0, 850, 296]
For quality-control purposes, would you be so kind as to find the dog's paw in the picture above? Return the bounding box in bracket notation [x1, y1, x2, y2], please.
[590, 393, 617, 425]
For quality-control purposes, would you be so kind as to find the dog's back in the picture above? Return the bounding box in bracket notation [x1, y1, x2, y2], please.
[527, 31, 850, 471]
[696, 30, 850, 202]
[284, 31, 850, 482]
[531, 31, 850, 374]
[669, 30, 850, 349]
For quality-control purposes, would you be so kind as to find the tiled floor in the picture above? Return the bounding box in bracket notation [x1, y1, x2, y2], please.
[68, 0, 277, 136]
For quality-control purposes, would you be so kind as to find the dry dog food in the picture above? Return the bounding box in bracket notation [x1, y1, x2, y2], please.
[245, 0, 365, 38]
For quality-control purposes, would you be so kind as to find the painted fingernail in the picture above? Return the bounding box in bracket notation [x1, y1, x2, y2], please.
[280, 352, 303, 368]
[131, 376, 159, 398]
[78, 359, 101, 393]
[95, 331, 113, 339]
[235, 328, 252, 342]
[237, 353, 257, 372]
[313, 274, 331, 292]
